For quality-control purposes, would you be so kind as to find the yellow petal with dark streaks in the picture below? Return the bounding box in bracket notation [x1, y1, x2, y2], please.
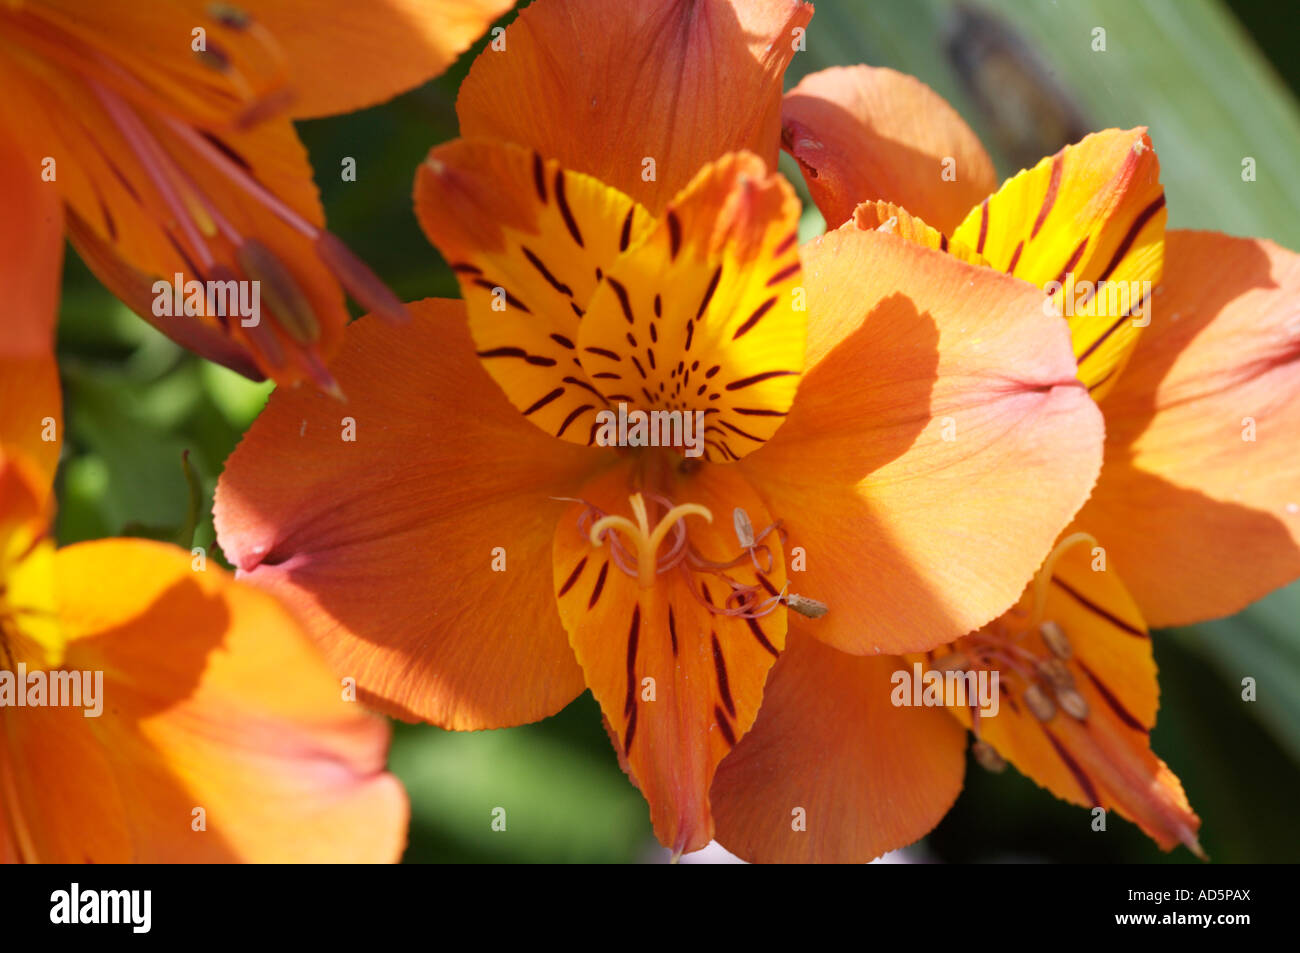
[578, 152, 805, 463]
[951, 129, 1166, 400]
[942, 535, 1200, 854]
[415, 139, 655, 444]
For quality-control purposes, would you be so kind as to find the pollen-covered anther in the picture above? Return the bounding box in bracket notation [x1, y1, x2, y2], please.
[1039, 619, 1073, 659]
[1036, 657, 1075, 691]
[1057, 688, 1090, 721]
[972, 739, 1007, 774]
[1024, 683, 1057, 722]
[785, 593, 828, 619]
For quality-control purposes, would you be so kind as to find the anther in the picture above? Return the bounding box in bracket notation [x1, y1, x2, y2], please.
[1037, 657, 1075, 691]
[1024, 683, 1056, 722]
[1058, 688, 1089, 721]
[931, 652, 969, 673]
[1039, 619, 1072, 659]
[235, 239, 320, 344]
[785, 593, 828, 619]
[732, 508, 755, 549]
[972, 739, 1006, 773]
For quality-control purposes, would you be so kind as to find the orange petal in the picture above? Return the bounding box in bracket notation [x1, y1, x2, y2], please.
[256, 0, 515, 119]
[577, 152, 805, 461]
[782, 66, 998, 233]
[947, 536, 1201, 854]
[0, 354, 62, 502]
[1, 0, 292, 131]
[711, 632, 966, 863]
[1076, 230, 1300, 626]
[738, 226, 1105, 654]
[2, 48, 351, 385]
[0, 129, 62, 359]
[215, 299, 603, 729]
[553, 459, 787, 855]
[456, 0, 813, 213]
[415, 138, 653, 444]
[951, 129, 1166, 398]
[2, 539, 408, 862]
[852, 200, 988, 267]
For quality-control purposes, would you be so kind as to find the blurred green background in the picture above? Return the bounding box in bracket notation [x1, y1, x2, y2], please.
[51, 0, 1300, 862]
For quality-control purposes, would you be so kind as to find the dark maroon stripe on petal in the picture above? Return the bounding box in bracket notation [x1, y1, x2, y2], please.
[630, 355, 647, 379]
[733, 296, 777, 339]
[775, 230, 799, 256]
[1051, 237, 1089, 289]
[623, 705, 638, 755]
[522, 387, 565, 416]
[1032, 153, 1064, 239]
[1006, 239, 1024, 276]
[667, 210, 682, 259]
[624, 605, 640, 715]
[1051, 576, 1147, 637]
[668, 606, 678, 657]
[1076, 660, 1149, 732]
[711, 633, 736, 718]
[588, 560, 609, 609]
[607, 277, 635, 324]
[719, 419, 766, 442]
[766, 261, 800, 287]
[522, 246, 574, 297]
[532, 152, 548, 203]
[714, 706, 736, 747]
[562, 375, 611, 405]
[697, 266, 722, 320]
[619, 206, 635, 252]
[558, 555, 587, 597]
[471, 278, 531, 313]
[1043, 727, 1101, 807]
[550, 333, 575, 349]
[450, 261, 483, 275]
[1097, 195, 1166, 284]
[733, 407, 786, 417]
[1077, 286, 1152, 367]
[584, 346, 621, 361]
[476, 346, 556, 367]
[556, 403, 594, 438]
[725, 369, 798, 391]
[745, 616, 779, 656]
[977, 197, 990, 254]
[554, 168, 584, 247]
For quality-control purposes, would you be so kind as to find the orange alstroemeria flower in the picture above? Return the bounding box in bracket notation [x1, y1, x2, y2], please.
[215, 0, 1105, 856]
[0, 149, 407, 863]
[0, 0, 513, 389]
[708, 65, 1300, 861]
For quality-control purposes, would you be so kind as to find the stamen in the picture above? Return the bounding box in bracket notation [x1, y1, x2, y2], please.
[1039, 619, 1073, 659]
[589, 493, 712, 588]
[972, 739, 1007, 773]
[1024, 683, 1056, 722]
[785, 593, 829, 618]
[1030, 532, 1098, 626]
